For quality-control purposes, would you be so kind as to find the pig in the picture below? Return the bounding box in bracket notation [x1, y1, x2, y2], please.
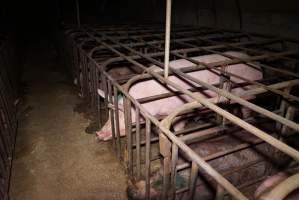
[96, 51, 263, 141]
[255, 172, 299, 200]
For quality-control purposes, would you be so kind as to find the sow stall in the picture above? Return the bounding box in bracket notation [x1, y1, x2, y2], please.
[0, 33, 18, 200]
[64, 25, 299, 199]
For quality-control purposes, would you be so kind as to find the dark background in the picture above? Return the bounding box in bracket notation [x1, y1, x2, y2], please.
[1, 0, 298, 38]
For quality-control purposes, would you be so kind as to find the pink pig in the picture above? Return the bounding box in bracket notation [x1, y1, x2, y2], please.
[255, 172, 299, 200]
[97, 51, 263, 141]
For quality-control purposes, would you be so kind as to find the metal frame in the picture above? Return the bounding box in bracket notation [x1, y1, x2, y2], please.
[63, 25, 299, 200]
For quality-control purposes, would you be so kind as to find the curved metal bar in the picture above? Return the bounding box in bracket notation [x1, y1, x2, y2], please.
[259, 173, 299, 200]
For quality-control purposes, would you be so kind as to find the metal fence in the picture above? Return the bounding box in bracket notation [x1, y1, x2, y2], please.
[63, 25, 299, 200]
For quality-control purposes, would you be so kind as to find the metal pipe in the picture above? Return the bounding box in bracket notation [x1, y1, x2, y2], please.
[164, 0, 172, 79]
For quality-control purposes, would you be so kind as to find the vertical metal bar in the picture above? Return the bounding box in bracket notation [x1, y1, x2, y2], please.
[170, 143, 178, 199]
[164, 0, 172, 79]
[101, 71, 109, 121]
[145, 119, 151, 200]
[135, 107, 141, 179]
[215, 184, 225, 200]
[113, 86, 121, 159]
[90, 63, 95, 109]
[87, 61, 92, 102]
[281, 106, 297, 135]
[160, 133, 172, 200]
[96, 68, 102, 129]
[124, 97, 133, 176]
[188, 161, 199, 200]
[162, 155, 171, 199]
[75, 0, 81, 28]
[108, 80, 116, 148]
[82, 56, 88, 98]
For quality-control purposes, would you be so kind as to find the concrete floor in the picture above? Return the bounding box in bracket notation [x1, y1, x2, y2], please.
[9, 42, 128, 200]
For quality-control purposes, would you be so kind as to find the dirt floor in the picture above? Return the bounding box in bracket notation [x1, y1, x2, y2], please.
[9, 40, 128, 200]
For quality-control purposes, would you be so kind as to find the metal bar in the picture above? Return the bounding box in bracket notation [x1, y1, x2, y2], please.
[188, 161, 199, 199]
[107, 80, 116, 148]
[216, 184, 225, 200]
[124, 97, 133, 176]
[135, 107, 141, 179]
[113, 86, 121, 159]
[170, 144, 178, 200]
[145, 119, 151, 200]
[164, 0, 172, 79]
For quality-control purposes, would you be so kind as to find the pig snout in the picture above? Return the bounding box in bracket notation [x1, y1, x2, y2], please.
[96, 120, 112, 141]
[96, 107, 126, 141]
[127, 180, 159, 200]
[127, 171, 161, 200]
[96, 120, 126, 141]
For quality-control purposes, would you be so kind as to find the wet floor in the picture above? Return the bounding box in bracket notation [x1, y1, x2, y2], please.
[9, 40, 127, 200]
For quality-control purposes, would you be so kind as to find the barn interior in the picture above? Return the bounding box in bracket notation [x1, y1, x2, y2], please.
[1, 0, 299, 200]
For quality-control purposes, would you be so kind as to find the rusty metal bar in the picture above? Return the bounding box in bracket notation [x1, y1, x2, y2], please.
[124, 96, 133, 176]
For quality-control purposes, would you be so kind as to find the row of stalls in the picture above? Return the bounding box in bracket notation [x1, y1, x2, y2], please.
[0, 33, 18, 200]
[63, 24, 299, 199]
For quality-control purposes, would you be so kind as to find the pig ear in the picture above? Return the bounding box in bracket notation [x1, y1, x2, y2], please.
[97, 89, 106, 98]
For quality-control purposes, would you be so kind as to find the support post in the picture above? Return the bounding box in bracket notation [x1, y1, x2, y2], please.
[164, 0, 172, 79]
